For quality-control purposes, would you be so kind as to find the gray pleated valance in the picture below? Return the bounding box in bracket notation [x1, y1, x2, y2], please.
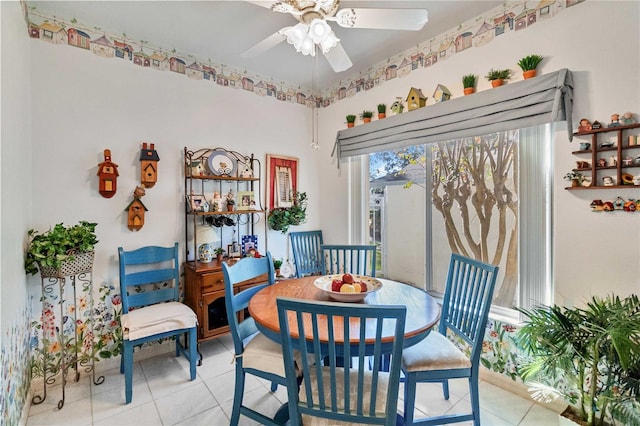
[333, 68, 573, 160]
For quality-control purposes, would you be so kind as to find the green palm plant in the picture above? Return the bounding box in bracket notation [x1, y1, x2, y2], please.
[517, 294, 640, 425]
[517, 54, 544, 71]
[462, 74, 477, 88]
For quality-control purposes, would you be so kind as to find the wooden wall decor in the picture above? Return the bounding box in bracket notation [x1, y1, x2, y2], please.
[125, 186, 148, 231]
[140, 142, 160, 188]
[97, 149, 119, 198]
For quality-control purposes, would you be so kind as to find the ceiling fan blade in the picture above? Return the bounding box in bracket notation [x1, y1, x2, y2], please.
[244, 1, 277, 10]
[323, 41, 353, 72]
[334, 8, 428, 30]
[240, 31, 287, 58]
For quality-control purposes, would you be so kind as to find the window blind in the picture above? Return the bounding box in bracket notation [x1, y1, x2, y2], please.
[333, 68, 573, 161]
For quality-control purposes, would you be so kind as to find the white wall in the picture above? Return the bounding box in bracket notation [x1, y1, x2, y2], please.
[29, 40, 316, 288]
[317, 0, 640, 304]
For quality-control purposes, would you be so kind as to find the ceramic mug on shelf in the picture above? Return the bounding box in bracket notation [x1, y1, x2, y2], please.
[579, 142, 590, 150]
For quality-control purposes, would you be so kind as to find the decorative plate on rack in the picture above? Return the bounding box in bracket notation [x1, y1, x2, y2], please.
[207, 150, 236, 176]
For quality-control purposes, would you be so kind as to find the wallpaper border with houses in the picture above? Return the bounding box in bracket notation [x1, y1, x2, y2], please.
[22, 0, 586, 109]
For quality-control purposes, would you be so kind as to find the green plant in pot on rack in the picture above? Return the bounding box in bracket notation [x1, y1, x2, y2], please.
[25, 221, 98, 276]
[564, 171, 584, 187]
[268, 191, 307, 234]
[360, 110, 374, 123]
[273, 258, 283, 277]
[345, 114, 356, 128]
[517, 54, 543, 79]
[462, 74, 477, 95]
[517, 295, 640, 426]
[485, 69, 512, 87]
[377, 103, 387, 119]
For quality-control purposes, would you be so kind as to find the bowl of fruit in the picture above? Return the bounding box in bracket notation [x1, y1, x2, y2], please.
[313, 273, 382, 302]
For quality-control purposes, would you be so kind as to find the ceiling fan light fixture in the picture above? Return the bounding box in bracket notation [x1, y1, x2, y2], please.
[308, 18, 330, 43]
[282, 23, 307, 47]
[319, 31, 339, 53]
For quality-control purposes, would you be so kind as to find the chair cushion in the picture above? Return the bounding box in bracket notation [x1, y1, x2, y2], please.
[121, 301, 197, 341]
[401, 331, 471, 372]
[300, 367, 391, 425]
[242, 332, 288, 377]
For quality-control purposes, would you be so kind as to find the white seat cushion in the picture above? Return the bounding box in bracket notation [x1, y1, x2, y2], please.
[300, 367, 392, 426]
[121, 301, 196, 341]
[241, 332, 288, 377]
[401, 331, 471, 372]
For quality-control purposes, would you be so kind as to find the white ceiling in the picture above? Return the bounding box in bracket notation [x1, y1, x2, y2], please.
[27, 1, 502, 90]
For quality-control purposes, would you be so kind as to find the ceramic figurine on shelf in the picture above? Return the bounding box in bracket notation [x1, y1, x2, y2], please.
[608, 113, 621, 128]
[578, 118, 592, 132]
[591, 120, 602, 129]
[597, 158, 607, 167]
[602, 176, 615, 186]
[622, 112, 636, 125]
[211, 191, 223, 212]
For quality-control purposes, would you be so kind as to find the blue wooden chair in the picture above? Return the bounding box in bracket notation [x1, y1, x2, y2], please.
[118, 243, 197, 404]
[290, 230, 324, 278]
[401, 253, 499, 425]
[321, 244, 377, 276]
[277, 297, 406, 426]
[222, 252, 288, 425]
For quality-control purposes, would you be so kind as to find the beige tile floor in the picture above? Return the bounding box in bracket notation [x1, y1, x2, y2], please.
[27, 335, 559, 425]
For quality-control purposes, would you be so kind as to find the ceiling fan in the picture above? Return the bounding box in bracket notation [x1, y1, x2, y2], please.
[241, 0, 429, 73]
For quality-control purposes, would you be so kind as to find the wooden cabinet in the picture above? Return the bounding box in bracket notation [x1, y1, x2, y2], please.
[182, 147, 266, 342]
[568, 123, 640, 190]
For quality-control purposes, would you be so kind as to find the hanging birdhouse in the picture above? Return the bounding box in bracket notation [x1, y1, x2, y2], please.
[140, 142, 160, 188]
[406, 87, 427, 111]
[97, 149, 119, 198]
[433, 84, 452, 103]
[390, 99, 404, 115]
[126, 186, 148, 231]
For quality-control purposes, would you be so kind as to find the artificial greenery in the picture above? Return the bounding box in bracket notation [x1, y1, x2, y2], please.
[25, 221, 98, 275]
[273, 258, 283, 269]
[563, 171, 584, 182]
[346, 114, 356, 123]
[267, 191, 307, 234]
[214, 247, 225, 256]
[462, 74, 477, 88]
[517, 54, 544, 71]
[517, 295, 640, 426]
[377, 103, 386, 114]
[485, 68, 512, 81]
[360, 110, 374, 119]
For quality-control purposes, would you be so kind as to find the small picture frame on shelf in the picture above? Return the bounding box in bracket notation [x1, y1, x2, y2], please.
[188, 194, 207, 212]
[241, 235, 258, 256]
[237, 191, 255, 211]
[227, 242, 241, 258]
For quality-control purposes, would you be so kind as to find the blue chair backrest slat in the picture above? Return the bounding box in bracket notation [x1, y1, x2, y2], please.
[277, 297, 406, 425]
[290, 231, 324, 277]
[320, 244, 376, 277]
[118, 243, 180, 314]
[440, 253, 498, 363]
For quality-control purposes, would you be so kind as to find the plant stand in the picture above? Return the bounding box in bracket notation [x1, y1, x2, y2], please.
[31, 251, 104, 409]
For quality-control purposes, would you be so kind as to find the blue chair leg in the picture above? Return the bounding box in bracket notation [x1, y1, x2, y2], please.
[442, 379, 450, 400]
[403, 373, 417, 425]
[270, 381, 278, 392]
[123, 340, 133, 404]
[230, 366, 245, 425]
[469, 375, 480, 426]
[188, 328, 197, 380]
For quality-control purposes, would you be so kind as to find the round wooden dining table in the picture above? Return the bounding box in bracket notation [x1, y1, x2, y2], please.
[248, 276, 441, 348]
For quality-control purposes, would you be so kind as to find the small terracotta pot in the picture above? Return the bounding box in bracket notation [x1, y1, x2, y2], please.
[378, 113, 386, 119]
[363, 117, 372, 123]
[523, 69, 537, 79]
[463, 87, 475, 95]
[491, 79, 504, 88]
[227, 204, 234, 212]
[347, 122, 355, 128]
[571, 179, 580, 187]
[216, 254, 223, 262]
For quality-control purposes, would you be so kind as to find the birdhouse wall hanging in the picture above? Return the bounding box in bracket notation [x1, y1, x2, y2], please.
[140, 142, 160, 188]
[406, 87, 427, 111]
[126, 186, 148, 231]
[97, 149, 119, 198]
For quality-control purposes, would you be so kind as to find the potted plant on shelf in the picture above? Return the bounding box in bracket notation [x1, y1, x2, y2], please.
[273, 258, 283, 277]
[517, 54, 544, 79]
[462, 74, 477, 95]
[517, 294, 640, 426]
[485, 69, 512, 87]
[268, 191, 307, 234]
[346, 114, 356, 128]
[360, 110, 374, 123]
[377, 104, 387, 119]
[226, 190, 235, 211]
[563, 171, 584, 187]
[214, 247, 225, 262]
[25, 221, 98, 276]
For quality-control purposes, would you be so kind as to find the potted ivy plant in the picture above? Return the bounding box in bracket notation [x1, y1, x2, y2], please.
[564, 171, 584, 187]
[346, 114, 356, 128]
[214, 247, 225, 262]
[25, 221, 98, 276]
[462, 74, 477, 95]
[268, 191, 307, 234]
[517, 54, 544, 79]
[377, 103, 387, 119]
[517, 295, 640, 426]
[485, 69, 512, 87]
[360, 110, 374, 123]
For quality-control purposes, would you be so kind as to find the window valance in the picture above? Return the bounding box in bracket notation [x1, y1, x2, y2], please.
[333, 68, 573, 160]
